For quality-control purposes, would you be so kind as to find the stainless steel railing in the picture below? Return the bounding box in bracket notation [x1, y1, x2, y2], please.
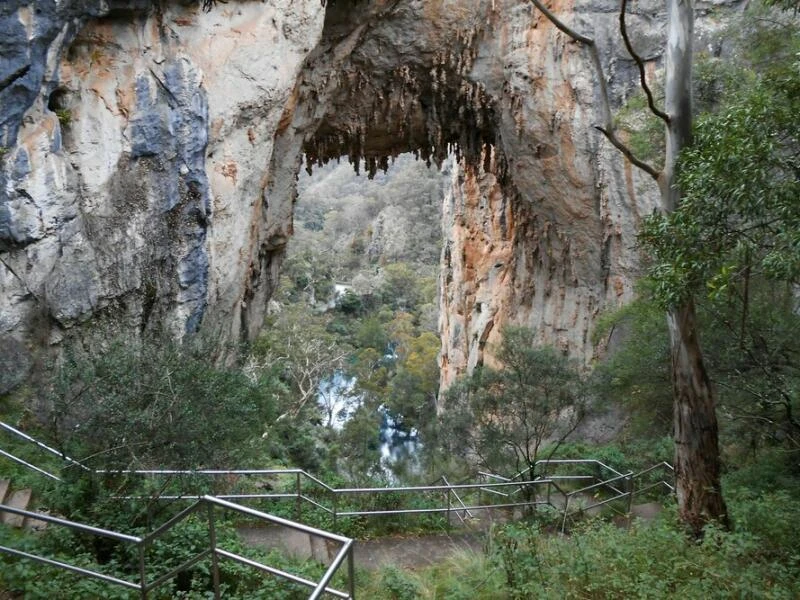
[0, 420, 90, 472]
[0, 447, 61, 481]
[113, 469, 571, 529]
[96, 460, 673, 534]
[0, 495, 356, 599]
[1, 419, 674, 594]
[1, 421, 674, 529]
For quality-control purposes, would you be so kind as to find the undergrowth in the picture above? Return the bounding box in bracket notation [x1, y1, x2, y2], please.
[356, 452, 800, 599]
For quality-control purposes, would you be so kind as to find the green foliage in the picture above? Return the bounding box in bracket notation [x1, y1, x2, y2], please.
[378, 262, 425, 311]
[591, 297, 672, 437]
[250, 303, 351, 440]
[385, 331, 440, 431]
[489, 509, 794, 599]
[442, 328, 585, 476]
[291, 154, 442, 297]
[337, 403, 384, 481]
[279, 249, 335, 304]
[381, 565, 423, 600]
[593, 284, 800, 451]
[355, 316, 391, 351]
[0, 512, 341, 599]
[698, 285, 800, 452]
[761, 0, 800, 9]
[640, 15, 800, 308]
[55, 109, 71, 126]
[615, 88, 665, 169]
[48, 336, 278, 471]
[346, 450, 800, 598]
[337, 288, 365, 315]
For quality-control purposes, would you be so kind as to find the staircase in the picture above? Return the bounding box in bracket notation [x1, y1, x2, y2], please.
[0, 479, 46, 530]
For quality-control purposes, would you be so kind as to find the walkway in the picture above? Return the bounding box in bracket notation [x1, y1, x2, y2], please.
[239, 525, 485, 570]
[237, 501, 663, 571]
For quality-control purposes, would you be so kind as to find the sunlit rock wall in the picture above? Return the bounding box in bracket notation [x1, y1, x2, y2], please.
[438, 0, 667, 386]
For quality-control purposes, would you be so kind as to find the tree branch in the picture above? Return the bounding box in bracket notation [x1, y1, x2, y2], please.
[595, 126, 661, 178]
[528, 0, 660, 180]
[619, 0, 670, 124]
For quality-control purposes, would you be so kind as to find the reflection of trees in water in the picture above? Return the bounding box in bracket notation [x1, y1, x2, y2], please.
[319, 371, 423, 481]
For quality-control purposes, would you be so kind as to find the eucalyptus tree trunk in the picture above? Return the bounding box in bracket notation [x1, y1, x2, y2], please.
[529, 0, 730, 534]
[662, 0, 729, 535]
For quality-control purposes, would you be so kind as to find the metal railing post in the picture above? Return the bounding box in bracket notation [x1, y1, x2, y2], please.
[295, 472, 302, 520]
[446, 487, 451, 528]
[626, 473, 634, 514]
[348, 543, 356, 599]
[333, 491, 338, 530]
[207, 503, 221, 599]
[138, 543, 147, 600]
[561, 494, 570, 533]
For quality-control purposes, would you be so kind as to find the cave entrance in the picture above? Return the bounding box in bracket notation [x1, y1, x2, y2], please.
[281, 153, 445, 317]
[271, 152, 448, 477]
[252, 0, 512, 476]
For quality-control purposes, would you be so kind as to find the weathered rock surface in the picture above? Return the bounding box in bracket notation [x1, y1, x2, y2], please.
[0, 0, 740, 389]
[1, 0, 325, 373]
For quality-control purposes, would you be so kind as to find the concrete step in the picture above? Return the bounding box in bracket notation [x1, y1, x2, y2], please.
[612, 502, 664, 529]
[0, 480, 49, 531]
[24, 509, 50, 531]
[1, 488, 32, 527]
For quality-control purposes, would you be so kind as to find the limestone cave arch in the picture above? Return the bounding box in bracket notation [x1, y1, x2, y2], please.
[246, 0, 643, 386]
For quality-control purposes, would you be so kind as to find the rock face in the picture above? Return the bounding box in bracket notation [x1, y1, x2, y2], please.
[0, 0, 736, 389]
[0, 0, 326, 373]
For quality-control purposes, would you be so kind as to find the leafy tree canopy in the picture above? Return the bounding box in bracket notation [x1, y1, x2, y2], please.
[640, 13, 800, 308]
[442, 327, 586, 477]
[48, 336, 280, 471]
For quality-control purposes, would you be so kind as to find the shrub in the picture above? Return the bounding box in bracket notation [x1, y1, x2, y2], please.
[47, 335, 280, 472]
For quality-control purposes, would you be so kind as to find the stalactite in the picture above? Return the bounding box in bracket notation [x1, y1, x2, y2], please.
[300, 3, 502, 181]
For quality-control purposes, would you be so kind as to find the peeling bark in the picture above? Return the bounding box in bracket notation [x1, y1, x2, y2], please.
[668, 301, 730, 535]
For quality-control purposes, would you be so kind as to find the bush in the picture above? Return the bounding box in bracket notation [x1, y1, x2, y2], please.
[47, 336, 279, 472]
[381, 565, 423, 600]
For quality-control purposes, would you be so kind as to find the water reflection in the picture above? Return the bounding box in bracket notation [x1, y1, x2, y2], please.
[318, 372, 421, 476]
[379, 410, 421, 474]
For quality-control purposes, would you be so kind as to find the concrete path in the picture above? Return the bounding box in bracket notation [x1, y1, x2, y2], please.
[237, 502, 663, 572]
[238, 525, 486, 570]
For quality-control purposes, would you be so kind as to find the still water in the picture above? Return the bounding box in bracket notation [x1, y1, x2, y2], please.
[318, 372, 421, 475]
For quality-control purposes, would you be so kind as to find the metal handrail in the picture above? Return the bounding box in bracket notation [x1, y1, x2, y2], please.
[478, 471, 510, 481]
[111, 462, 671, 535]
[3, 418, 670, 533]
[515, 459, 625, 481]
[632, 461, 674, 479]
[0, 421, 90, 471]
[0, 448, 61, 481]
[0, 503, 142, 543]
[566, 470, 632, 498]
[630, 462, 675, 497]
[0, 495, 356, 599]
[2, 421, 673, 569]
[441, 475, 473, 524]
[3, 428, 674, 531]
